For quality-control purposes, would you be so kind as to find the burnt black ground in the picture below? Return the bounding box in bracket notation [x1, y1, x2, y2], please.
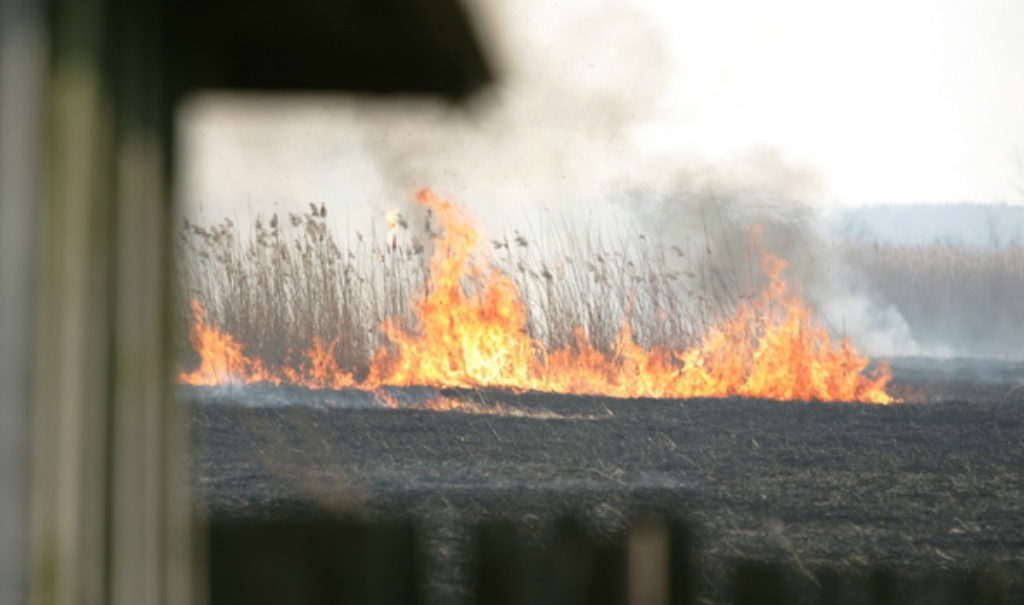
[188, 358, 1024, 603]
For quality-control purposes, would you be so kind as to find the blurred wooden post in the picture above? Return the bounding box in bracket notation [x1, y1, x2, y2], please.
[869, 567, 900, 605]
[967, 570, 1010, 605]
[816, 569, 842, 605]
[3, 0, 490, 603]
[472, 522, 533, 605]
[31, 0, 119, 602]
[28, 0, 191, 604]
[108, 1, 192, 604]
[549, 519, 627, 605]
[733, 562, 787, 605]
[668, 521, 695, 605]
[209, 517, 424, 605]
[0, 0, 47, 603]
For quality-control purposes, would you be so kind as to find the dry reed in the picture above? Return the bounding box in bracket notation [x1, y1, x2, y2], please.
[839, 241, 1024, 358]
[176, 206, 740, 376]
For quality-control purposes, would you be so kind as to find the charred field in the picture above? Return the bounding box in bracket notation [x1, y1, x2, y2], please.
[180, 194, 1024, 600]
[189, 357, 1024, 601]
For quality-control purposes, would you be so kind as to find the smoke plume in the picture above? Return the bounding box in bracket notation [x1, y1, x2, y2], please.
[180, 0, 945, 358]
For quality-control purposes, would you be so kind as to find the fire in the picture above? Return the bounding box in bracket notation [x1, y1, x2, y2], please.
[385, 208, 401, 250]
[366, 193, 539, 390]
[179, 301, 355, 390]
[179, 300, 280, 386]
[282, 338, 357, 390]
[179, 189, 899, 404]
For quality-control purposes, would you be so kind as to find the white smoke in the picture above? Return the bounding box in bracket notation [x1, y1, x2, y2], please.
[179, 0, 979, 359]
[620, 149, 940, 358]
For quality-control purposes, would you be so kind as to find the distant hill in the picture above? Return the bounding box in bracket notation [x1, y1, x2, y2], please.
[833, 203, 1024, 247]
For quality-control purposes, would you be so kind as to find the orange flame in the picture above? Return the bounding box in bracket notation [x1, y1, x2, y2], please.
[366, 192, 539, 390]
[179, 300, 280, 386]
[385, 208, 401, 250]
[282, 337, 357, 390]
[179, 302, 355, 390]
[179, 189, 898, 404]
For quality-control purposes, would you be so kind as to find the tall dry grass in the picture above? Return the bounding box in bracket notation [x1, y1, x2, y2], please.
[176, 205, 742, 376]
[178, 205, 426, 372]
[839, 241, 1024, 358]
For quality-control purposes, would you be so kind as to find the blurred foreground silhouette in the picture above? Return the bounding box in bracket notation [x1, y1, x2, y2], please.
[0, 0, 490, 603]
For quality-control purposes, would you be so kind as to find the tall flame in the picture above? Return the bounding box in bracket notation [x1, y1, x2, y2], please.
[366, 193, 540, 390]
[180, 189, 898, 404]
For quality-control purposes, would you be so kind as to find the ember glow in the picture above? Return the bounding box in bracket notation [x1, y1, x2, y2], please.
[179, 189, 898, 404]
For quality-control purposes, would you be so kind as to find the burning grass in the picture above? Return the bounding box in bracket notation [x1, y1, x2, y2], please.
[178, 190, 897, 403]
[178, 198, 716, 375]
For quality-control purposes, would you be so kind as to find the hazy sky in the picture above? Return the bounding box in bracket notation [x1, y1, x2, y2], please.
[635, 0, 1024, 206]
[179, 0, 1024, 231]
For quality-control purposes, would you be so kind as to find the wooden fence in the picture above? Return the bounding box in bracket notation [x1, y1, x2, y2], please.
[209, 516, 1020, 605]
